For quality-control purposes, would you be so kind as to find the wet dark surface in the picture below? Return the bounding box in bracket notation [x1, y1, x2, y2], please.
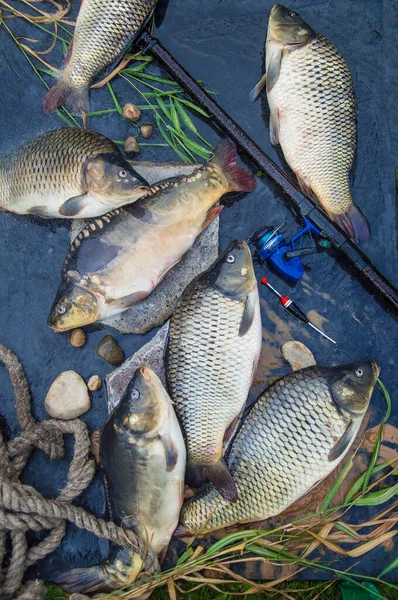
[0, 0, 397, 584]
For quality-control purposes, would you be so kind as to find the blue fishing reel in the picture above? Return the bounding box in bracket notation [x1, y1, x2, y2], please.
[253, 218, 330, 282]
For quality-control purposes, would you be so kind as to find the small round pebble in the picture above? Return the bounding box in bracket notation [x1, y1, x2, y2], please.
[124, 136, 140, 153]
[45, 370, 90, 420]
[96, 335, 124, 366]
[140, 124, 153, 139]
[87, 375, 102, 391]
[69, 328, 86, 348]
[123, 102, 141, 121]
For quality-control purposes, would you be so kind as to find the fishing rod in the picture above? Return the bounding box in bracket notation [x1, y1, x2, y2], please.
[135, 31, 398, 316]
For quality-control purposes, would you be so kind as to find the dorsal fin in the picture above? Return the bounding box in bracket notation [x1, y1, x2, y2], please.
[144, 168, 205, 198]
[144, 176, 186, 197]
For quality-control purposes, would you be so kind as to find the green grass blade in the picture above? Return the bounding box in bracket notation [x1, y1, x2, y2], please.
[379, 554, 398, 578]
[37, 67, 59, 78]
[107, 82, 122, 114]
[121, 62, 147, 74]
[131, 71, 180, 86]
[156, 115, 189, 162]
[334, 523, 359, 540]
[178, 97, 211, 118]
[321, 457, 353, 512]
[175, 547, 194, 566]
[61, 39, 68, 55]
[353, 482, 398, 506]
[156, 95, 171, 120]
[361, 379, 392, 496]
[169, 97, 182, 133]
[170, 130, 196, 162]
[167, 126, 212, 158]
[175, 99, 214, 148]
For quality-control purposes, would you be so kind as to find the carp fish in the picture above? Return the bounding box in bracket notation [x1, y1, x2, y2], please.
[251, 5, 370, 243]
[166, 240, 262, 502]
[57, 366, 186, 594]
[48, 139, 256, 332]
[44, 0, 158, 114]
[0, 129, 149, 218]
[179, 361, 379, 535]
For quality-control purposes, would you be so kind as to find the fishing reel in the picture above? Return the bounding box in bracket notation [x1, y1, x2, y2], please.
[251, 218, 331, 283]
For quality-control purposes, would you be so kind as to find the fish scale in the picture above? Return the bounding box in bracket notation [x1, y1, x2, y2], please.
[180, 365, 377, 535]
[166, 260, 261, 486]
[67, 0, 156, 90]
[255, 5, 369, 242]
[271, 34, 356, 217]
[0, 129, 115, 209]
[48, 140, 257, 331]
[0, 128, 148, 218]
[44, 0, 158, 112]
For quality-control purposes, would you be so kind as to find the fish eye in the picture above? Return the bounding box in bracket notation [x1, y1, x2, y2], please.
[56, 305, 66, 315]
[355, 368, 364, 378]
[131, 388, 140, 400]
[226, 254, 235, 264]
[288, 10, 297, 18]
[118, 169, 128, 179]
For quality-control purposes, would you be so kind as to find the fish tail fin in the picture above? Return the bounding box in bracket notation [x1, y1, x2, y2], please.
[186, 458, 238, 502]
[56, 565, 112, 594]
[44, 73, 89, 114]
[173, 525, 187, 538]
[210, 139, 256, 193]
[334, 204, 370, 244]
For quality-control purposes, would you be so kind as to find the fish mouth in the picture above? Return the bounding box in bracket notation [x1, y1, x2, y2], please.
[370, 360, 381, 378]
[139, 365, 153, 381]
[132, 185, 151, 199]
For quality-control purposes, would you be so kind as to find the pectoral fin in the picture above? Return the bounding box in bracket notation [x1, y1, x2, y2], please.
[59, 195, 90, 217]
[328, 420, 356, 462]
[29, 206, 55, 218]
[249, 73, 267, 102]
[160, 433, 179, 472]
[239, 290, 256, 337]
[267, 47, 283, 93]
[270, 109, 280, 146]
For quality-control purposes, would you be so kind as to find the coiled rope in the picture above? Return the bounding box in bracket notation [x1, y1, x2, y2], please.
[0, 344, 159, 599]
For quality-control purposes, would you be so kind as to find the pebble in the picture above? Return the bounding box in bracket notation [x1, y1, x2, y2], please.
[140, 124, 153, 139]
[123, 103, 141, 121]
[124, 136, 140, 153]
[96, 335, 124, 366]
[45, 371, 90, 420]
[281, 341, 317, 372]
[87, 375, 102, 391]
[69, 328, 86, 348]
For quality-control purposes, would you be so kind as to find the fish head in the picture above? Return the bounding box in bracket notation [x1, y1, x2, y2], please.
[48, 281, 99, 332]
[207, 240, 256, 300]
[84, 153, 150, 205]
[269, 5, 315, 46]
[329, 360, 380, 417]
[118, 366, 170, 436]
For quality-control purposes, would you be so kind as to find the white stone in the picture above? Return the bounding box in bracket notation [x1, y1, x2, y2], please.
[281, 341, 317, 372]
[45, 370, 90, 420]
[87, 375, 102, 391]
